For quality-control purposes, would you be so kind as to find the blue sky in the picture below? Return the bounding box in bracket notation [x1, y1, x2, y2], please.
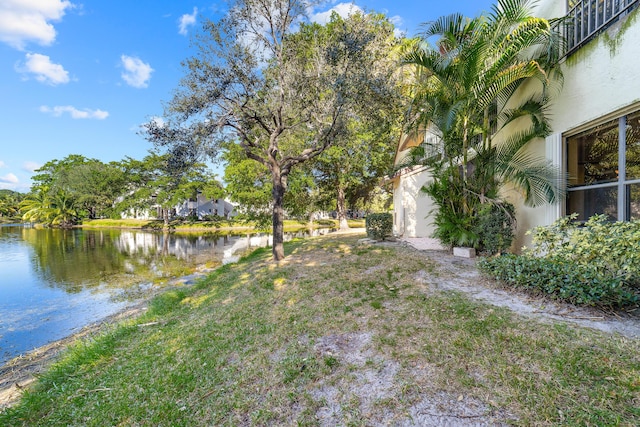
[0, 0, 495, 192]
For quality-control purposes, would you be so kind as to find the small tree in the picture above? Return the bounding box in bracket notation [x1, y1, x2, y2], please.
[297, 12, 402, 230]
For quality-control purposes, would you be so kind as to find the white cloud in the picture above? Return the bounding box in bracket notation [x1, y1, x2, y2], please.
[311, 2, 363, 24]
[387, 14, 405, 38]
[150, 116, 165, 127]
[120, 55, 153, 88]
[40, 105, 109, 119]
[389, 15, 403, 28]
[0, 0, 73, 50]
[23, 161, 41, 173]
[0, 173, 19, 184]
[178, 7, 197, 35]
[16, 53, 70, 85]
[0, 160, 5, 168]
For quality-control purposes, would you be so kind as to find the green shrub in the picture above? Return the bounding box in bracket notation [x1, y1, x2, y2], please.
[431, 205, 479, 248]
[479, 255, 637, 307]
[422, 173, 479, 248]
[474, 202, 516, 255]
[366, 213, 392, 241]
[479, 214, 640, 307]
[527, 214, 640, 288]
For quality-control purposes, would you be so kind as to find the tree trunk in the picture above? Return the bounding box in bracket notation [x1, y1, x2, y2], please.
[308, 211, 314, 229]
[461, 116, 469, 215]
[271, 170, 287, 261]
[163, 208, 170, 229]
[336, 185, 349, 230]
[162, 230, 169, 256]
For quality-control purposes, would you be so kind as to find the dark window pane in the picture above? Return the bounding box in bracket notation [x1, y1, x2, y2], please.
[567, 118, 619, 186]
[629, 183, 640, 220]
[626, 111, 640, 180]
[567, 186, 618, 221]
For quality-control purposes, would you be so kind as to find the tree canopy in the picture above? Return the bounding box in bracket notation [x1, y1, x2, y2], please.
[117, 153, 223, 227]
[146, 0, 403, 260]
[19, 153, 222, 228]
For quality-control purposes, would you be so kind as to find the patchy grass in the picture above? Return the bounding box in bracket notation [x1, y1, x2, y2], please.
[2, 235, 639, 426]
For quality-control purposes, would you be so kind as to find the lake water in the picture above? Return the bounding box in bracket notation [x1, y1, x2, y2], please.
[0, 224, 331, 365]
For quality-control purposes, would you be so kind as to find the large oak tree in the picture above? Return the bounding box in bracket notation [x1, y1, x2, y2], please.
[145, 0, 399, 260]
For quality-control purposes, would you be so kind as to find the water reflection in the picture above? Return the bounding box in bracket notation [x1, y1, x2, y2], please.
[0, 225, 333, 364]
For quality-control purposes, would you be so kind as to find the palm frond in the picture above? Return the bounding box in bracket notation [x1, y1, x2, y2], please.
[497, 94, 551, 137]
[476, 61, 546, 111]
[497, 149, 565, 206]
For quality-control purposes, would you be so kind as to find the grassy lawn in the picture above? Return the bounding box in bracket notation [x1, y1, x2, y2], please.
[1, 234, 639, 426]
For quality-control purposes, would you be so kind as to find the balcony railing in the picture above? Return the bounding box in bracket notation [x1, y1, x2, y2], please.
[565, 0, 639, 55]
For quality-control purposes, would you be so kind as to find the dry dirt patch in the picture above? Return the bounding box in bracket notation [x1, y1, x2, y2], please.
[409, 245, 640, 340]
[310, 331, 512, 426]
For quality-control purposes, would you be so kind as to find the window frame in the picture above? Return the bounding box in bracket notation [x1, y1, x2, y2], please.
[566, 112, 640, 221]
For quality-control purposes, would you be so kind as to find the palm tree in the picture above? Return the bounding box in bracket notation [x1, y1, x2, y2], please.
[20, 187, 79, 227]
[49, 190, 79, 227]
[20, 186, 54, 224]
[0, 193, 21, 218]
[401, 0, 564, 248]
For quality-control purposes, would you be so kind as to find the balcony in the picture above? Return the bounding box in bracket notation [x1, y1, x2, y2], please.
[565, 0, 639, 55]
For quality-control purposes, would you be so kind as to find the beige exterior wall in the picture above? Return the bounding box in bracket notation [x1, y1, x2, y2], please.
[391, 166, 437, 238]
[513, 0, 640, 248]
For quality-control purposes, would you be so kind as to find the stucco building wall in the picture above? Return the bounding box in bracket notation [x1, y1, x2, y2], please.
[513, 0, 640, 247]
[391, 166, 437, 238]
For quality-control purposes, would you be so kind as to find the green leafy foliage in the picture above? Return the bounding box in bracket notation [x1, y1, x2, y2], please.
[422, 167, 479, 248]
[145, 4, 402, 260]
[0, 190, 24, 219]
[527, 214, 640, 288]
[20, 186, 80, 228]
[28, 155, 129, 222]
[402, 0, 564, 250]
[479, 254, 637, 307]
[116, 153, 223, 227]
[474, 202, 516, 255]
[479, 214, 640, 307]
[365, 213, 392, 240]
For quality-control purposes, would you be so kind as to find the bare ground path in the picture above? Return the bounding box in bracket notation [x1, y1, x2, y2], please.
[400, 236, 640, 340]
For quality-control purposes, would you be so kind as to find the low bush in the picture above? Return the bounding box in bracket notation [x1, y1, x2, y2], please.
[474, 202, 516, 255]
[479, 214, 640, 307]
[527, 214, 640, 288]
[366, 213, 392, 240]
[479, 254, 637, 307]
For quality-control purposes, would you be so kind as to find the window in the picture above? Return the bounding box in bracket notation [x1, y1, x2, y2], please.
[627, 183, 640, 219]
[566, 109, 640, 220]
